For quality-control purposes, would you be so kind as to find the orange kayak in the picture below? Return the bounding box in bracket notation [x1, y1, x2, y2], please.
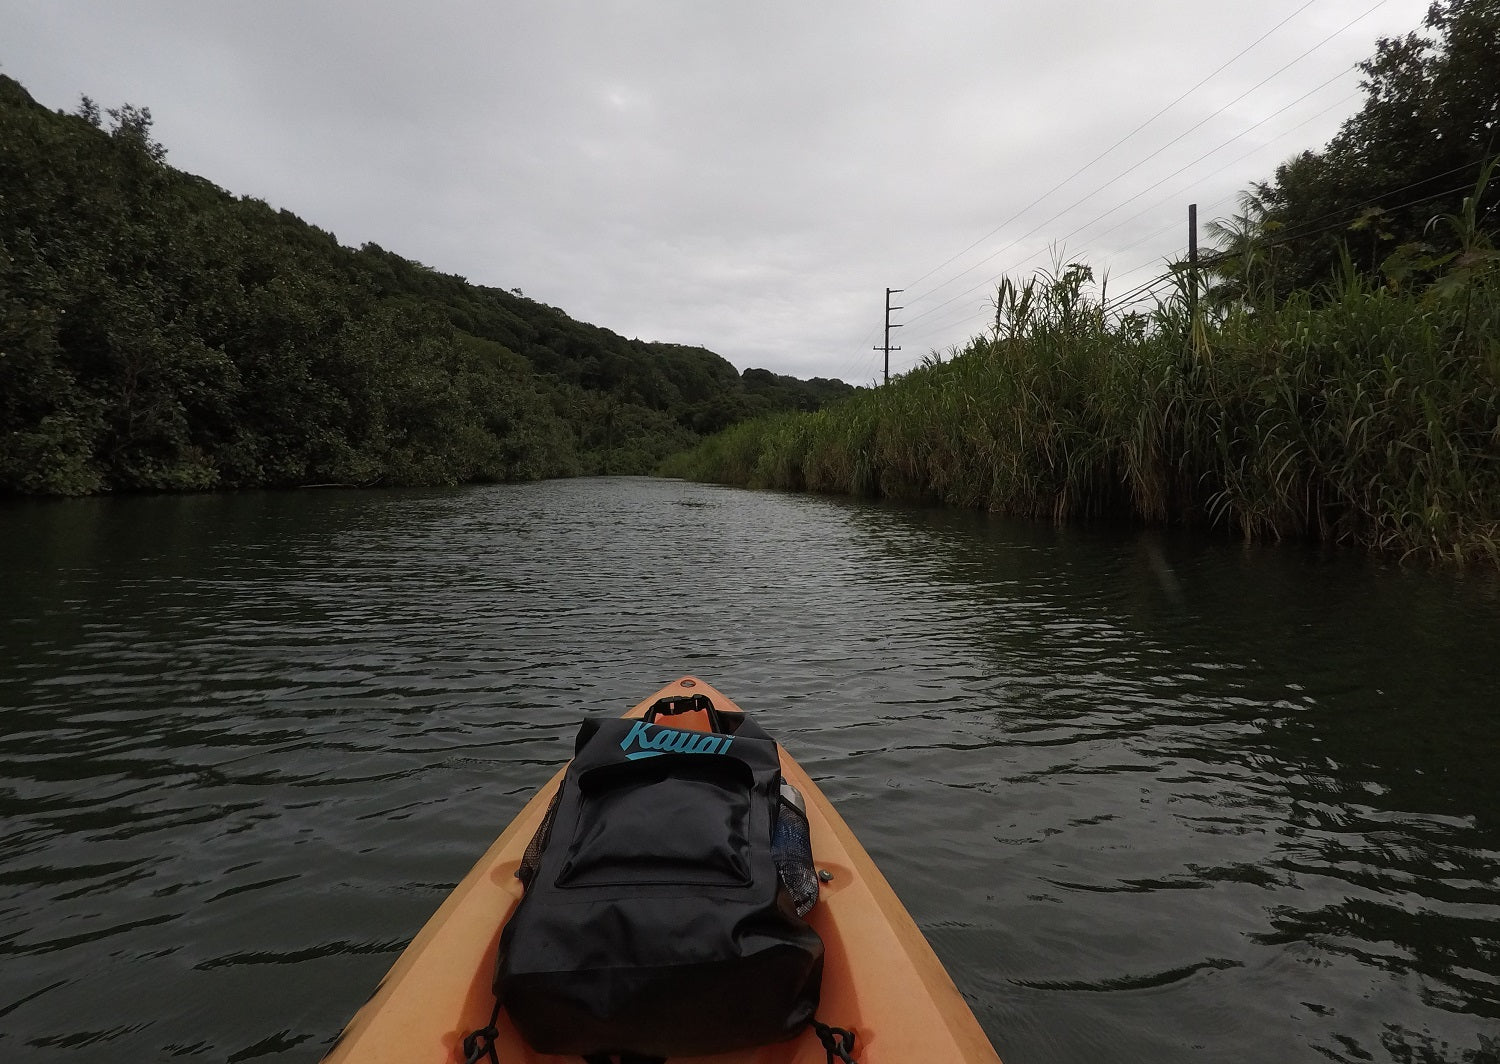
[322, 677, 1003, 1064]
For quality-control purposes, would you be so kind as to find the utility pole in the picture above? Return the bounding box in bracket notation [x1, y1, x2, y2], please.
[1187, 203, 1198, 322]
[875, 288, 903, 385]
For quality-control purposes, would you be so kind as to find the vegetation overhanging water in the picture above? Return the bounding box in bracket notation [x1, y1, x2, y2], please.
[4, 0, 1497, 571]
[658, 1, 1500, 567]
[659, 245, 1499, 565]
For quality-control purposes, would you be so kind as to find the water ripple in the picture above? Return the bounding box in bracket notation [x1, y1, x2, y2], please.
[2, 481, 1499, 1062]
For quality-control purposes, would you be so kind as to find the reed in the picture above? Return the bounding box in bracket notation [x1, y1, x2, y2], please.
[661, 259, 1499, 565]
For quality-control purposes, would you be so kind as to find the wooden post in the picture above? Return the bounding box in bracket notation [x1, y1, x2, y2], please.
[1188, 203, 1198, 322]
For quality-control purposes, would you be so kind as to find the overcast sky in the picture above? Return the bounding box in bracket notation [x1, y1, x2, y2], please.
[5, 0, 1432, 384]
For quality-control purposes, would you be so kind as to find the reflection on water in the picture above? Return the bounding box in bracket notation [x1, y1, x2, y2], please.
[2, 479, 1498, 1063]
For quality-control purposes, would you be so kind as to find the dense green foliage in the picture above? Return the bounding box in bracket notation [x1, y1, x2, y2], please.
[0, 76, 851, 494]
[1209, 0, 1500, 303]
[661, 259, 1499, 563]
[663, 0, 1499, 564]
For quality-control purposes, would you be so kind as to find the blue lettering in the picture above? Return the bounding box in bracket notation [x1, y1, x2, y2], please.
[620, 721, 735, 760]
[622, 720, 654, 753]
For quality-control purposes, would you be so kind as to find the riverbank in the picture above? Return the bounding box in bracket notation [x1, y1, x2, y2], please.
[659, 263, 1499, 565]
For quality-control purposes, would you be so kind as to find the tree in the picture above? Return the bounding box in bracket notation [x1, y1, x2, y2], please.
[1258, 0, 1500, 295]
[106, 102, 167, 164]
[1, 72, 849, 495]
[1204, 189, 1283, 313]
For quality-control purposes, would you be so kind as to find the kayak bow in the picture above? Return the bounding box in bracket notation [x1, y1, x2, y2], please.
[323, 677, 1003, 1063]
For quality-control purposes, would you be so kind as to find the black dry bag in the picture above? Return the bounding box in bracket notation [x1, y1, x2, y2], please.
[495, 708, 824, 1058]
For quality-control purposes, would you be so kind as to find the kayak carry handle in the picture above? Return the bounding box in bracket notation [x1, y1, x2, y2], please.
[643, 693, 723, 733]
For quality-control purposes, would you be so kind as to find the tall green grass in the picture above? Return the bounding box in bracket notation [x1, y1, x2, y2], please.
[659, 259, 1499, 565]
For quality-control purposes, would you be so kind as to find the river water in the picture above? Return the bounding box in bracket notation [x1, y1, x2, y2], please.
[2, 477, 1498, 1063]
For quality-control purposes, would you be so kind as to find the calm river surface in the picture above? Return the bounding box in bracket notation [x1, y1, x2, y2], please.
[3, 477, 1499, 1063]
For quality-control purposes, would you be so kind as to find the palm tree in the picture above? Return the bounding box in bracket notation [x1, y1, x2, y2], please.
[1204, 187, 1282, 314]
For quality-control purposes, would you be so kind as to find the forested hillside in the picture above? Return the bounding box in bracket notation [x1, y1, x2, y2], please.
[0, 76, 852, 494]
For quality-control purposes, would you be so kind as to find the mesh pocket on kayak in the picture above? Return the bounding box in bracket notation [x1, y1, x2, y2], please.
[773, 779, 819, 917]
[517, 788, 561, 889]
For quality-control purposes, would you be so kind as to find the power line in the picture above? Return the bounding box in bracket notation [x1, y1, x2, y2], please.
[982, 62, 1363, 288]
[903, 192, 1241, 339]
[900, 0, 1395, 321]
[1106, 264, 1185, 311]
[878, 4, 1487, 373]
[1173, 159, 1495, 285]
[1091, 88, 1364, 262]
[898, 158, 1480, 356]
[900, 59, 1368, 337]
[1210, 175, 1491, 265]
[1101, 172, 1493, 314]
[906, 168, 1489, 349]
[898, 297, 995, 351]
[836, 312, 894, 386]
[834, 335, 884, 388]
[898, 0, 1327, 300]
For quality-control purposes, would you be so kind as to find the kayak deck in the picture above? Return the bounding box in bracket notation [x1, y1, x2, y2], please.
[322, 677, 1002, 1063]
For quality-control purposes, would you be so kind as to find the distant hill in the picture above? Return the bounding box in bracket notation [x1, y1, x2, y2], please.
[0, 75, 853, 494]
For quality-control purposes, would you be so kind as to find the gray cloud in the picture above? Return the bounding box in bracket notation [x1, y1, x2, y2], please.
[4, 0, 1431, 383]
